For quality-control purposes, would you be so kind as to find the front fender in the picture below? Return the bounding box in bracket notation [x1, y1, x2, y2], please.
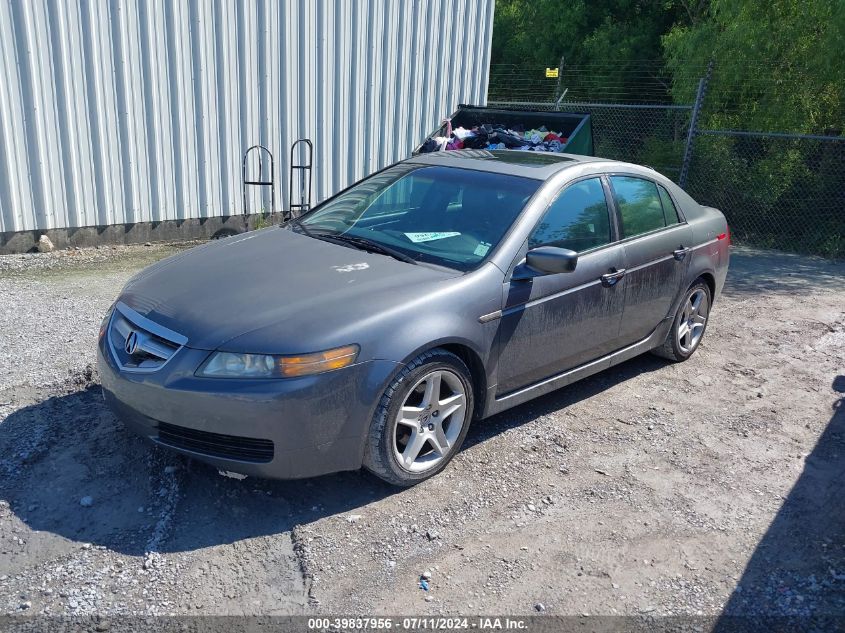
[360, 265, 506, 422]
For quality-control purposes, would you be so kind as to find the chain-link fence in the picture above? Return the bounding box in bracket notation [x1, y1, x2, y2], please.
[487, 63, 845, 258]
[686, 131, 845, 257]
[488, 61, 707, 104]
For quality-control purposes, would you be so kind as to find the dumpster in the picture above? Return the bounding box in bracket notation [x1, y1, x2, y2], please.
[414, 104, 593, 156]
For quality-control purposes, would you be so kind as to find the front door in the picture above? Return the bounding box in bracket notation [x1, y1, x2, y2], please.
[496, 177, 626, 395]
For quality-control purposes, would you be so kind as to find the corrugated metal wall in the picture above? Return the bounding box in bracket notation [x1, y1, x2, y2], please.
[0, 0, 494, 233]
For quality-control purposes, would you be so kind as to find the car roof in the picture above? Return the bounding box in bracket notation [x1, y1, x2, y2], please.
[405, 149, 608, 180]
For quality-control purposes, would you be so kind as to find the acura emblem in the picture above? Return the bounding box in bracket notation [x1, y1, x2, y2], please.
[124, 330, 140, 355]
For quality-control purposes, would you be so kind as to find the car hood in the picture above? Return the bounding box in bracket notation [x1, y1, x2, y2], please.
[120, 227, 460, 351]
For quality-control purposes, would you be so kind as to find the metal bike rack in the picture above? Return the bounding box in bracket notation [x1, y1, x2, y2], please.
[289, 138, 313, 218]
[242, 145, 275, 216]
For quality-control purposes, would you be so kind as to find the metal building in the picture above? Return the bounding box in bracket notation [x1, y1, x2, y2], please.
[0, 0, 494, 251]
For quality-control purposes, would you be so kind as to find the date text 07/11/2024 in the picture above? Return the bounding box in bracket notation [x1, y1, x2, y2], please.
[306, 617, 529, 631]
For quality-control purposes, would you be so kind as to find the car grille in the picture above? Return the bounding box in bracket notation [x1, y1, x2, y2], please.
[108, 302, 188, 372]
[156, 422, 275, 463]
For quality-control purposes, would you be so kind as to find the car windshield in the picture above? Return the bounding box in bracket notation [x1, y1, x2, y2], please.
[294, 164, 541, 271]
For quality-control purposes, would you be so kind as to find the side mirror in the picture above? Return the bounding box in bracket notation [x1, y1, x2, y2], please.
[513, 246, 578, 280]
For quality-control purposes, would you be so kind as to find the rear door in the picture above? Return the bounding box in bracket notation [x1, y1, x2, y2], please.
[608, 175, 692, 346]
[496, 176, 626, 395]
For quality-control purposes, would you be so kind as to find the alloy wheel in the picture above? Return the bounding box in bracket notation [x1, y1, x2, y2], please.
[677, 288, 709, 354]
[393, 369, 467, 473]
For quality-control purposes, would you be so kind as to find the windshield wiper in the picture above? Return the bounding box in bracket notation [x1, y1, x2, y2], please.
[327, 234, 419, 265]
[285, 221, 418, 265]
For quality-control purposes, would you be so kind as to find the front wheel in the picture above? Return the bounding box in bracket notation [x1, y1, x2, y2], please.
[652, 280, 712, 362]
[363, 349, 474, 486]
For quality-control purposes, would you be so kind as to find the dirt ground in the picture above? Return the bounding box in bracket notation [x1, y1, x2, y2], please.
[0, 243, 842, 620]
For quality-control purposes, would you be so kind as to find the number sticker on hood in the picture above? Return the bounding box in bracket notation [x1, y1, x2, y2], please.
[332, 263, 370, 273]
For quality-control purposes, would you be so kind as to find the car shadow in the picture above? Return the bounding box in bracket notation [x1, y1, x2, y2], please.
[466, 352, 668, 449]
[0, 385, 397, 556]
[0, 355, 669, 557]
[724, 246, 845, 297]
[714, 375, 845, 629]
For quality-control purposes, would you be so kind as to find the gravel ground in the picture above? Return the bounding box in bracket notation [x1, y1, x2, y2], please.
[0, 242, 843, 620]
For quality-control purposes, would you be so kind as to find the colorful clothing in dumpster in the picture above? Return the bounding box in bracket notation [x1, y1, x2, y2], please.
[419, 122, 569, 154]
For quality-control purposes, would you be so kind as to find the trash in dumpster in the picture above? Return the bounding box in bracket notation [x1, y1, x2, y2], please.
[415, 105, 593, 156]
[418, 121, 570, 154]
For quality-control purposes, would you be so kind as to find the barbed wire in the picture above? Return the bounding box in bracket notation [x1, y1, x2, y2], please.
[488, 62, 706, 105]
[488, 62, 844, 131]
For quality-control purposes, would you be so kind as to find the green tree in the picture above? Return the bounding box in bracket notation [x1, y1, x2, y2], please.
[663, 0, 845, 132]
[492, 0, 684, 68]
[662, 0, 845, 257]
[491, 0, 687, 101]
[490, 0, 845, 257]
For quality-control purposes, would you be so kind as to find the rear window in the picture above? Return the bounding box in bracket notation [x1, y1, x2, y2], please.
[657, 184, 681, 225]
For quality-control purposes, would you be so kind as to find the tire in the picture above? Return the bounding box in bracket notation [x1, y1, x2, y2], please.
[651, 279, 712, 362]
[363, 349, 474, 486]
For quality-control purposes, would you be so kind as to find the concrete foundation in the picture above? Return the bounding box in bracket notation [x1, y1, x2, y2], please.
[0, 214, 286, 255]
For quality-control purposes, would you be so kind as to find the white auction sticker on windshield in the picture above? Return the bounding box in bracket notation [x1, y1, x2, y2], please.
[404, 232, 461, 243]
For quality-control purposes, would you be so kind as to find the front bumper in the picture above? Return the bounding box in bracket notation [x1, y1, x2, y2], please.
[97, 338, 399, 479]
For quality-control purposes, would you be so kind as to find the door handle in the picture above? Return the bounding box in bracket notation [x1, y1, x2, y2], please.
[600, 268, 626, 287]
[673, 246, 691, 261]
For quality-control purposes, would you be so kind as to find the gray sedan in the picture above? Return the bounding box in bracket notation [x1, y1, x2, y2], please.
[97, 150, 729, 486]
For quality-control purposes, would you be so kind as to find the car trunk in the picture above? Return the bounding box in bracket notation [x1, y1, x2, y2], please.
[413, 104, 594, 156]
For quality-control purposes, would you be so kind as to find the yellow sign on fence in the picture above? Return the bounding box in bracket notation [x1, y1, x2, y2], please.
[545, 67, 559, 78]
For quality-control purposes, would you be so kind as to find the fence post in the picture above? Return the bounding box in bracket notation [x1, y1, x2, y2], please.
[553, 56, 565, 110]
[679, 60, 713, 188]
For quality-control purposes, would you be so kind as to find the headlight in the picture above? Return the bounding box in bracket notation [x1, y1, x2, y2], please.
[197, 344, 359, 379]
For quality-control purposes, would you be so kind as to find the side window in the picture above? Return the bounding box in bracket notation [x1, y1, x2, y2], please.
[657, 184, 681, 225]
[528, 178, 611, 252]
[610, 176, 665, 238]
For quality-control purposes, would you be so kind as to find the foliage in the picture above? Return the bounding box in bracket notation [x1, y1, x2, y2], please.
[493, 0, 845, 133]
[491, 0, 845, 258]
[662, 0, 845, 133]
[492, 0, 682, 68]
[251, 212, 271, 231]
[492, 0, 685, 101]
[685, 135, 845, 258]
[659, 0, 845, 258]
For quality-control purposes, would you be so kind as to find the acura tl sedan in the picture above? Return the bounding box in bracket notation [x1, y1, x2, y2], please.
[98, 150, 729, 486]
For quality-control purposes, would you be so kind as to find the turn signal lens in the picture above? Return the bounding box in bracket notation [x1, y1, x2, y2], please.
[99, 304, 115, 341]
[277, 345, 359, 377]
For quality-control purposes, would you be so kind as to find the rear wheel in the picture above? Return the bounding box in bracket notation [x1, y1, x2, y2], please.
[363, 349, 474, 486]
[652, 280, 711, 362]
